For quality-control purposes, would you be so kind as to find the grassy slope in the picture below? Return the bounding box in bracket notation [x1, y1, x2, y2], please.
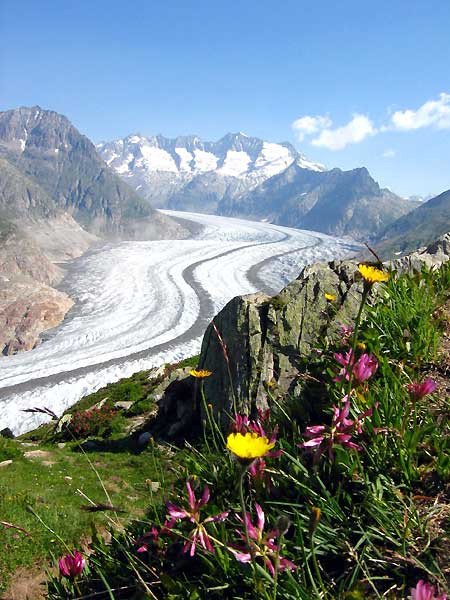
[2, 266, 450, 598]
[0, 355, 199, 594]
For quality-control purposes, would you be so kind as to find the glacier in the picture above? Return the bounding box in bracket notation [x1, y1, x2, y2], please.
[0, 211, 358, 434]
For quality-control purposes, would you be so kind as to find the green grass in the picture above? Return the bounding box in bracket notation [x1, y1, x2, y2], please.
[0, 443, 174, 592]
[1, 357, 201, 591]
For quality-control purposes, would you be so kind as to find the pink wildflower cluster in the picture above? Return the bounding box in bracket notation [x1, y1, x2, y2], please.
[165, 480, 229, 556]
[334, 349, 378, 385]
[231, 503, 296, 576]
[58, 550, 85, 579]
[300, 396, 374, 461]
[407, 379, 437, 401]
[136, 526, 160, 554]
[68, 405, 117, 439]
[410, 579, 447, 600]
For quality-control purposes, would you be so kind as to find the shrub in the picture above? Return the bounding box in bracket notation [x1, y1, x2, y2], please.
[67, 405, 118, 439]
[0, 438, 22, 462]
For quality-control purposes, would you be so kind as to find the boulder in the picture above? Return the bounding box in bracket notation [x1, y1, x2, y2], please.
[135, 367, 197, 440]
[198, 261, 364, 420]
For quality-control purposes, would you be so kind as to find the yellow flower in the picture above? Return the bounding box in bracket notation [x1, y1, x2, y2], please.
[226, 432, 275, 461]
[189, 369, 213, 378]
[324, 293, 337, 302]
[358, 264, 390, 285]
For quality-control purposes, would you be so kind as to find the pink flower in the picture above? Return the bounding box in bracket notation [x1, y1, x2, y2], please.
[407, 379, 437, 401]
[231, 503, 296, 577]
[58, 550, 85, 579]
[410, 579, 447, 600]
[300, 397, 374, 460]
[334, 350, 378, 384]
[231, 409, 278, 443]
[136, 526, 160, 553]
[352, 353, 378, 383]
[339, 324, 354, 344]
[165, 480, 228, 556]
[232, 413, 251, 434]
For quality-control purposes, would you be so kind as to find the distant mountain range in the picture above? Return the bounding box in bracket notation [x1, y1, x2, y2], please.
[98, 132, 418, 241]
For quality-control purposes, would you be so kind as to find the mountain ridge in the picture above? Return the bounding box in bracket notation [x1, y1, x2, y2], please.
[375, 188, 450, 257]
[98, 131, 418, 241]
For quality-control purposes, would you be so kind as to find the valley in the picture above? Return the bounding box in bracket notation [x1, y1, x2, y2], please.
[0, 211, 357, 435]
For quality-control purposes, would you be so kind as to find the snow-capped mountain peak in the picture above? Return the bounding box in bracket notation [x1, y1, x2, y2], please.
[96, 132, 326, 209]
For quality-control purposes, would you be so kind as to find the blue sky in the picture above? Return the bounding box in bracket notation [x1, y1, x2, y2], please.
[1, 0, 449, 197]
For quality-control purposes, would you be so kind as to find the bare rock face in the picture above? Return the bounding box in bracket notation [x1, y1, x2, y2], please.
[0, 280, 73, 354]
[0, 218, 93, 355]
[198, 261, 364, 421]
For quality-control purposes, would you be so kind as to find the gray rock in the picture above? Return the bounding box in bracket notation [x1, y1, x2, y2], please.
[140, 367, 197, 440]
[114, 401, 134, 410]
[0, 427, 14, 439]
[138, 431, 152, 446]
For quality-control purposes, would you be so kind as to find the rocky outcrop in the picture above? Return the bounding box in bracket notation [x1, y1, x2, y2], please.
[198, 262, 364, 421]
[150, 233, 450, 435]
[0, 280, 73, 354]
[0, 222, 92, 355]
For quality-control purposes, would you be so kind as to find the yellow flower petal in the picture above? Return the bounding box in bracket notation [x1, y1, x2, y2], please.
[189, 369, 213, 378]
[324, 293, 337, 301]
[358, 264, 390, 285]
[226, 432, 275, 460]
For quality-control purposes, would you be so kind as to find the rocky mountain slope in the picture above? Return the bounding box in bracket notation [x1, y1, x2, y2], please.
[98, 132, 417, 240]
[375, 188, 450, 257]
[0, 107, 186, 240]
[220, 164, 418, 240]
[0, 107, 188, 354]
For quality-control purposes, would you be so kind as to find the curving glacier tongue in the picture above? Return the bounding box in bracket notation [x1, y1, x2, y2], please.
[0, 211, 358, 434]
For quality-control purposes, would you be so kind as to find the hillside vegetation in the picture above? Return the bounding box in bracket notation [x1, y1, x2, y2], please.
[1, 265, 450, 599]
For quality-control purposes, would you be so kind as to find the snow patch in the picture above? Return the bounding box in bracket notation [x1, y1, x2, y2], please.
[193, 149, 218, 172]
[218, 150, 252, 176]
[175, 147, 194, 171]
[138, 145, 178, 173]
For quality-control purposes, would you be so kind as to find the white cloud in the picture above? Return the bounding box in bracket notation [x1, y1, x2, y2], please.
[311, 115, 376, 151]
[390, 92, 450, 131]
[291, 92, 450, 151]
[292, 115, 332, 141]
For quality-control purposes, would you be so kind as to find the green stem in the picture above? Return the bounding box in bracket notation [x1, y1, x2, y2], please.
[239, 467, 257, 587]
[201, 383, 226, 449]
[200, 382, 219, 451]
[347, 286, 369, 397]
[310, 532, 326, 598]
[272, 533, 283, 600]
